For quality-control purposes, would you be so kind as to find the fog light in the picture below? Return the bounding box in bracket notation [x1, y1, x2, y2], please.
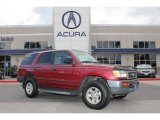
[121, 82, 129, 87]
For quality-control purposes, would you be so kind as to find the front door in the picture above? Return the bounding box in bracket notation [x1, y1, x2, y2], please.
[50, 51, 79, 89]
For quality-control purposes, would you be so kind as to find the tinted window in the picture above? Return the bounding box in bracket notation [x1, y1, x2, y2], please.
[103, 41, 108, 48]
[109, 42, 114, 48]
[21, 53, 37, 65]
[133, 42, 138, 48]
[97, 41, 102, 48]
[150, 42, 155, 48]
[145, 42, 149, 48]
[139, 42, 144, 48]
[54, 51, 72, 64]
[115, 41, 120, 48]
[37, 52, 52, 64]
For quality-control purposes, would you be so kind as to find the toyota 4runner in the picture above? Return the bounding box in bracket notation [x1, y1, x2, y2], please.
[17, 50, 139, 110]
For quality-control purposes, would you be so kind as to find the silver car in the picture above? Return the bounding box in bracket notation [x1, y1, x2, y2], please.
[136, 64, 156, 78]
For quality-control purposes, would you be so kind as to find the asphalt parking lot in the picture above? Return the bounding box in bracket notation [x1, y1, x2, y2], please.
[0, 81, 160, 113]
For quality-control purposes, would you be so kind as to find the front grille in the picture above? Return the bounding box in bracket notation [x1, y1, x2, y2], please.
[128, 72, 137, 79]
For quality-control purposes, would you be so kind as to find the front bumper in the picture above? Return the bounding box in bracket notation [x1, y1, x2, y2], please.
[138, 73, 155, 77]
[107, 79, 139, 95]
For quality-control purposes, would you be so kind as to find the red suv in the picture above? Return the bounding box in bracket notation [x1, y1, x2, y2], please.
[17, 50, 139, 109]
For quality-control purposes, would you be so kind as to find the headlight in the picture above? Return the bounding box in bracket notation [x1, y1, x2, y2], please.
[151, 69, 155, 73]
[113, 70, 127, 78]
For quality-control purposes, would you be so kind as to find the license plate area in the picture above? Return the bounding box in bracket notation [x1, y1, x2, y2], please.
[144, 73, 148, 75]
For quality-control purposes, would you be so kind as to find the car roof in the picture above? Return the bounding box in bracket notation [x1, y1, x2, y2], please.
[26, 49, 73, 55]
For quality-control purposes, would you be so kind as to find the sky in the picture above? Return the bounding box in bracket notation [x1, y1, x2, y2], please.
[0, 7, 160, 25]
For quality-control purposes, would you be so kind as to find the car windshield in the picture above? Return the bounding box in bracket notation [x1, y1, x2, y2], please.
[136, 64, 152, 69]
[72, 50, 98, 63]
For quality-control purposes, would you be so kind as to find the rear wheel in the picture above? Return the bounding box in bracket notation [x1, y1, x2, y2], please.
[24, 78, 39, 98]
[82, 80, 111, 110]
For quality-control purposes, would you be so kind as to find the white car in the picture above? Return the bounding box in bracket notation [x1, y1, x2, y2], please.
[0, 71, 4, 80]
[136, 64, 156, 78]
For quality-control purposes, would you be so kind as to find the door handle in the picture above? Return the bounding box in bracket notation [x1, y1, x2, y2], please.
[51, 67, 56, 71]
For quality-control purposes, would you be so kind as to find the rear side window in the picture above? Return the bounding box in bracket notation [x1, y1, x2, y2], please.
[21, 53, 38, 65]
[37, 52, 52, 65]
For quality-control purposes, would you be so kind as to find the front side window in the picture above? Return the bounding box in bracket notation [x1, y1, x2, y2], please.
[54, 51, 72, 64]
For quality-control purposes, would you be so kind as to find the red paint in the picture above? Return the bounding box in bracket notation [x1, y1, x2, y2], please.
[17, 50, 121, 89]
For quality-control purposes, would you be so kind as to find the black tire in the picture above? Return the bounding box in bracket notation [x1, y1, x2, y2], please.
[82, 80, 111, 110]
[151, 75, 156, 78]
[24, 77, 39, 98]
[113, 94, 127, 99]
[0, 74, 4, 79]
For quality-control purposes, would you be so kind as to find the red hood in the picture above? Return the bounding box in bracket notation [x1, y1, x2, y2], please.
[80, 63, 118, 69]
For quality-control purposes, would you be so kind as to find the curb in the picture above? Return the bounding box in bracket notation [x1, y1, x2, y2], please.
[138, 78, 160, 81]
[0, 80, 18, 83]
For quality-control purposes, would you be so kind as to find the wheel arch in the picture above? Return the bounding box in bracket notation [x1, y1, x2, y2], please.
[23, 73, 37, 88]
[78, 75, 111, 94]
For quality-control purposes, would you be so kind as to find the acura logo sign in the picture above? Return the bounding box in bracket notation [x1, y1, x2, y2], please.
[62, 11, 81, 29]
[57, 10, 86, 37]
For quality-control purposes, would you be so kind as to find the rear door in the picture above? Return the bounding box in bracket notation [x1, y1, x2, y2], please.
[34, 51, 54, 86]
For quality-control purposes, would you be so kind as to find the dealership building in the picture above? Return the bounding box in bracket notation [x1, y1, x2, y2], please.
[0, 7, 160, 74]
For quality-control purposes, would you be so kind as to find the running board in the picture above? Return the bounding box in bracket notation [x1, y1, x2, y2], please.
[39, 89, 71, 95]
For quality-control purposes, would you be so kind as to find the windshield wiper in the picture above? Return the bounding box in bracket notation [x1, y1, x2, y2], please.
[81, 61, 98, 63]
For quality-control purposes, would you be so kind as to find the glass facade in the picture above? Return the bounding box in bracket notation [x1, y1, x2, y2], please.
[97, 41, 121, 48]
[134, 54, 156, 68]
[96, 53, 121, 64]
[24, 42, 48, 49]
[0, 42, 11, 49]
[133, 41, 155, 48]
[0, 55, 11, 75]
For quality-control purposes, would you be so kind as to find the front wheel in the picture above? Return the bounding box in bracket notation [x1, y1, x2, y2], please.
[82, 80, 111, 110]
[151, 75, 156, 78]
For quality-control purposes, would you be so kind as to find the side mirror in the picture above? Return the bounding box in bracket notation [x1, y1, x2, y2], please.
[64, 57, 73, 64]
